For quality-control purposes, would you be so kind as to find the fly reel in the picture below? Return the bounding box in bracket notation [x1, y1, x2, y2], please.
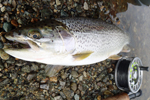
[115, 57, 149, 93]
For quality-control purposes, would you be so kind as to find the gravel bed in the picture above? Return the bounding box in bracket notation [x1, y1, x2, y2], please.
[0, 0, 133, 99]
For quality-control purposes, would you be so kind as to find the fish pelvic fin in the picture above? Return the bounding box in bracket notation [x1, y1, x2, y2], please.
[73, 51, 93, 61]
[108, 55, 122, 60]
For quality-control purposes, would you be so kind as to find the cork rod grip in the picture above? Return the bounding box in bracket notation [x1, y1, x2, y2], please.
[102, 93, 130, 100]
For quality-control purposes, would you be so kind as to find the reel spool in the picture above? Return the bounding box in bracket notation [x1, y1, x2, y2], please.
[115, 57, 149, 93]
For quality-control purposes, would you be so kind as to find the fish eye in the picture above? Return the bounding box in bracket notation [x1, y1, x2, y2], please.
[33, 34, 37, 38]
[28, 29, 41, 39]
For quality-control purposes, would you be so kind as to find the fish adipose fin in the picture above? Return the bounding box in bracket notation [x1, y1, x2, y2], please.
[45, 65, 64, 77]
[121, 45, 131, 52]
[73, 51, 93, 61]
[108, 55, 122, 60]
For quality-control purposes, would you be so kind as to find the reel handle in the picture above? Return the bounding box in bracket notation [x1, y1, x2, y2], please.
[140, 66, 149, 71]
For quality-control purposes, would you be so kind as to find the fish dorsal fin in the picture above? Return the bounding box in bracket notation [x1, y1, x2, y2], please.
[108, 55, 122, 60]
[121, 45, 131, 53]
[73, 51, 93, 61]
[27, 40, 40, 50]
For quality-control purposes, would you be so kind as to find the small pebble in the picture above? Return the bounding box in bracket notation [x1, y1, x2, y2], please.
[12, 0, 16, 8]
[56, 0, 61, 6]
[74, 94, 79, 100]
[50, 76, 57, 82]
[71, 82, 77, 91]
[54, 96, 63, 100]
[71, 71, 78, 78]
[97, 95, 101, 100]
[1, 6, 6, 12]
[11, 19, 19, 27]
[84, 2, 88, 10]
[3, 22, 12, 32]
[79, 75, 83, 81]
[17, 19, 22, 24]
[0, 49, 9, 60]
[21, 65, 30, 73]
[59, 81, 66, 87]
[27, 74, 36, 81]
[60, 92, 66, 99]
[83, 71, 87, 77]
[40, 84, 49, 90]
[0, 3, 3, 8]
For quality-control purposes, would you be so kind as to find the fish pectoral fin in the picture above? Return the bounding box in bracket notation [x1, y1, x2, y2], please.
[108, 55, 122, 60]
[121, 45, 131, 53]
[45, 65, 64, 77]
[73, 51, 93, 61]
[27, 40, 40, 50]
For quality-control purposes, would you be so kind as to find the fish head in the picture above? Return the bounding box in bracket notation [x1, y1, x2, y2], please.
[3, 25, 76, 62]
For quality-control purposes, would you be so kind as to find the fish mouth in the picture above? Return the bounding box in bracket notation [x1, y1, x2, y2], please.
[4, 40, 31, 50]
[3, 35, 31, 50]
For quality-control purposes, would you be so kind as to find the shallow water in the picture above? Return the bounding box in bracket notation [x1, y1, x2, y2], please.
[116, 2, 150, 100]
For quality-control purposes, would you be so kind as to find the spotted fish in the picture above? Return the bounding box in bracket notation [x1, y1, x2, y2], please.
[2, 18, 130, 76]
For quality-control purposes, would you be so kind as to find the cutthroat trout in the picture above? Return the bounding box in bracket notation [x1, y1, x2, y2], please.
[2, 18, 129, 71]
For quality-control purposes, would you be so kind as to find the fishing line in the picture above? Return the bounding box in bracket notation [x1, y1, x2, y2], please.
[117, 60, 130, 88]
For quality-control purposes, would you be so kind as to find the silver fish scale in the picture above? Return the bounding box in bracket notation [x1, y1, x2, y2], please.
[56, 18, 129, 54]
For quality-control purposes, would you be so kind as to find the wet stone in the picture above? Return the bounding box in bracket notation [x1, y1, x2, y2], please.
[61, 72, 68, 79]
[60, 91, 66, 99]
[17, 19, 23, 24]
[6, 57, 15, 64]
[103, 90, 113, 96]
[107, 68, 113, 73]
[83, 71, 87, 77]
[54, 96, 63, 100]
[0, 78, 9, 86]
[6, 6, 11, 12]
[71, 71, 78, 78]
[102, 75, 109, 82]
[50, 76, 57, 83]
[79, 75, 83, 81]
[59, 81, 66, 87]
[101, 87, 107, 92]
[63, 88, 74, 100]
[84, 2, 88, 10]
[74, 94, 79, 100]
[27, 74, 36, 81]
[1, 6, 6, 12]
[109, 74, 114, 80]
[40, 84, 49, 90]
[3, 22, 12, 32]
[71, 82, 77, 91]
[40, 9, 52, 18]
[11, 73, 17, 79]
[31, 63, 39, 71]
[0, 50, 9, 60]
[21, 65, 30, 73]
[0, 3, 2, 8]
[61, 10, 69, 17]
[96, 70, 107, 81]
